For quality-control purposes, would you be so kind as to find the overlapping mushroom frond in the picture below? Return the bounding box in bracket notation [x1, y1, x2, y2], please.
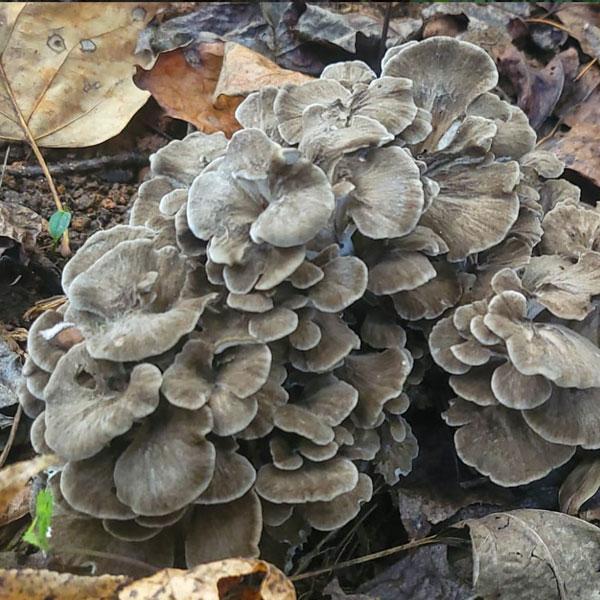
[432, 188, 600, 486]
[21, 36, 585, 572]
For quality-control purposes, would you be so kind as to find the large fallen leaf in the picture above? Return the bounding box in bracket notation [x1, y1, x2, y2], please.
[0, 3, 159, 148]
[0, 455, 56, 516]
[0, 569, 128, 600]
[135, 41, 312, 137]
[461, 509, 600, 599]
[119, 558, 295, 600]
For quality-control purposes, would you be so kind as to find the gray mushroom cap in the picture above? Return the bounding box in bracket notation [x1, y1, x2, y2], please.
[113, 406, 216, 516]
[44, 343, 161, 460]
[66, 238, 216, 361]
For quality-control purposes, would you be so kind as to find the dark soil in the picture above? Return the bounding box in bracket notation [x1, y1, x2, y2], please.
[0, 101, 188, 328]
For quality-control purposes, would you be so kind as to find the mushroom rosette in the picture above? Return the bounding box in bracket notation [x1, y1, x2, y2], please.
[21, 36, 585, 572]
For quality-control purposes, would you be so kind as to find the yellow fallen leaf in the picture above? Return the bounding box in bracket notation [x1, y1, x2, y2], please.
[119, 558, 296, 600]
[0, 569, 129, 600]
[214, 42, 313, 99]
[0, 3, 161, 148]
[0, 455, 56, 516]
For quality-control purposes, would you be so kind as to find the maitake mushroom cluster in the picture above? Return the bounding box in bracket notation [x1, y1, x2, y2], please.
[20, 36, 592, 571]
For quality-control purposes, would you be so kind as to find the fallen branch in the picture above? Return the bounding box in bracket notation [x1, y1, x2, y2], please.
[5, 152, 149, 178]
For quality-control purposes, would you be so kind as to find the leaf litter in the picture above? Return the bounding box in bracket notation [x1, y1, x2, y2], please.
[2, 2, 600, 600]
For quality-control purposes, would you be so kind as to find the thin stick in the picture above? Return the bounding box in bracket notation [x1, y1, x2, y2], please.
[575, 57, 598, 82]
[56, 546, 157, 575]
[0, 405, 22, 468]
[525, 18, 574, 37]
[378, 2, 392, 64]
[290, 535, 466, 582]
[0, 145, 10, 189]
[536, 120, 561, 147]
[6, 152, 149, 178]
[0, 62, 70, 255]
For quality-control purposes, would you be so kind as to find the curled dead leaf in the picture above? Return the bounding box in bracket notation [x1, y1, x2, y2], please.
[0, 558, 295, 600]
[118, 558, 296, 600]
[0, 569, 129, 600]
[0, 3, 160, 148]
[214, 41, 313, 99]
[0, 201, 42, 264]
[135, 42, 242, 137]
[0, 455, 56, 517]
[135, 41, 313, 137]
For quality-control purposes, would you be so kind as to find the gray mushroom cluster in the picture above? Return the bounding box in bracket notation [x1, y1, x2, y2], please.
[20, 36, 588, 571]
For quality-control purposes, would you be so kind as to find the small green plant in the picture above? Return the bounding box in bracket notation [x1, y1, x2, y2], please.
[48, 209, 71, 246]
[23, 488, 53, 552]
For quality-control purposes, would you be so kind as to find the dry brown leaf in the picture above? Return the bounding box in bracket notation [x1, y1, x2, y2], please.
[0, 201, 42, 263]
[119, 558, 296, 600]
[135, 42, 243, 137]
[560, 458, 600, 516]
[0, 3, 160, 148]
[0, 455, 56, 516]
[0, 569, 129, 600]
[542, 86, 600, 186]
[22, 295, 67, 322]
[136, 41, 313, 137]
[0, 480, 30, 527]
[214, 42, 312, 98]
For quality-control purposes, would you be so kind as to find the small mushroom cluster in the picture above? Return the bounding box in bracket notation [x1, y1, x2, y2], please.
[431, 189, 600, 487]
[20, 36, 587, 570]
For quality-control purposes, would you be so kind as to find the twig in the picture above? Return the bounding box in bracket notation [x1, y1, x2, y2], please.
[6, 152, 149, 178]
[0, 62, 70, 256]
[537, 120, 562, 146]
[575, 57, 598, 82]
[0, 405, 23, 468]
[56, 546, 157, 575]
[378, 2, 393, 64]
[290, 534, 466, 582]
[525, 18, 574, 37]
[0, 145, 10, 189]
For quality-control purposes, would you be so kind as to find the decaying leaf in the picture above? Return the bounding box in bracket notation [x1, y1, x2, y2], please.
[560, 458, 600, 517]
[461, 509, 600, 599]
[0, 558, 295, 600]
[118, 558, 295, 600]
[0, 455, 56, 516]
[214, 42, 312, 99]
[0, 569, 129, 600]
[0, 200, 42, 264]
[0, 3, 160, 148]
[541, 86, 600, 187]
[0, 337, 21, 409]
[135, 42, 242, 137]
[0, 479, 29, 528]
[356, 545, 471, 600]
[136, 41, 312, 137]
[496, 45, 567, 130]
[556, 4, 600, 61]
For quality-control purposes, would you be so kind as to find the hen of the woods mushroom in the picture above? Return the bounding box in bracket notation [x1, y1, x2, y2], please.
[20, 37, 594, 571]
